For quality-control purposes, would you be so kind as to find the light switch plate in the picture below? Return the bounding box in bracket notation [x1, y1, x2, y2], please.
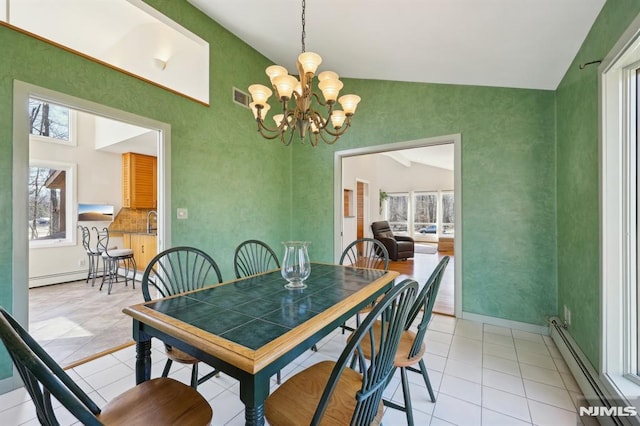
[177, 208, 188, 219]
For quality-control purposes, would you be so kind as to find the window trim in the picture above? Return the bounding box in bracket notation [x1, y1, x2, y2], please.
[600, 12, 640, 406]
[28, 159, 77, 248]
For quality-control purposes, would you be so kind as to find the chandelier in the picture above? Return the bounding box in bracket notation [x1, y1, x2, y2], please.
[248, 0, 360, 147]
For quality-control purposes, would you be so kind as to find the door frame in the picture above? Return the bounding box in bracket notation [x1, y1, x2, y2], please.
[356, 179, 369, 241]
[333, 133, 462, 317]
[9, 81, 171, 391]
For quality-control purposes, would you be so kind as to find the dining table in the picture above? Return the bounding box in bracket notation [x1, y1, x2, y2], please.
[122, 262, 399, 426]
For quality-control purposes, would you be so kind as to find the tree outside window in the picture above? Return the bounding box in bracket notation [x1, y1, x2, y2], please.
[441, 191, 455, 235]
[29, 167, 66, 241]
[413, 192, 438, 234]
[386, 193, 409, 233]
[29, 97, 72, 143]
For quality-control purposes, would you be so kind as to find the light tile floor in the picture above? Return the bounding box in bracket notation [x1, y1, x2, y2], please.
[0, 315, 585, 425]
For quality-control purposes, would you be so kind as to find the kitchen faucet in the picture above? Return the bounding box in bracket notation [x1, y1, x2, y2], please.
[146, 210, 158, 233]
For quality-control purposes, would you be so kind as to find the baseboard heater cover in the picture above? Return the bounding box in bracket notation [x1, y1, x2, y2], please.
[549, 317, 639, 426]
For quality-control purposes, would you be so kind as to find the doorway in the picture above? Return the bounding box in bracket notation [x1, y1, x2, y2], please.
[334, 134, 461, 317]
[12, 80, 172, 365]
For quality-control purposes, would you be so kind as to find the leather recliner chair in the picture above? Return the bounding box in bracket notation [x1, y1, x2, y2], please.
[371, 221, 415, 260]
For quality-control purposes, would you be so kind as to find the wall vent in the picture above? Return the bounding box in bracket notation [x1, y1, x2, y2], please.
[232, 87, 250, 108]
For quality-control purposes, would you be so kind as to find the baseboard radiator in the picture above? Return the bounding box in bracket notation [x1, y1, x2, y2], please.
[549, 317, 638, 426]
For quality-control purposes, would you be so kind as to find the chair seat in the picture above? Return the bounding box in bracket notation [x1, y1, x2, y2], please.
[265, 360, 383, 426]
[357, 321, 426, 367]
[103, 248, 133, 258]
[97, 377, 212, 425]
[165, 344, 199, 364]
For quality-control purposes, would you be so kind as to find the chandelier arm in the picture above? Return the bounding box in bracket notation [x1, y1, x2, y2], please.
[317, 128, 342, 145]
[280, 127, 296, 146]
[320, 118, 352, 137]
[307, 132, 320, 147]
[310, 92, 331, 108]
[256, 124, 286, 140]
[256, 101, 293, 133]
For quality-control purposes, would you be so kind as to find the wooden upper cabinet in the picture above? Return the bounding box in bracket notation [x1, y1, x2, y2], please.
[122, 152, 157, 209]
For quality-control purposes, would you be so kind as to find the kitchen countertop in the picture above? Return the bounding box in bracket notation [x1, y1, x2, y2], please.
[108, 230, 157, 236]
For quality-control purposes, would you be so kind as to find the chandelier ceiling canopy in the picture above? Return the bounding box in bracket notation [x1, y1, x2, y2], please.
[248, 0, 360, 147]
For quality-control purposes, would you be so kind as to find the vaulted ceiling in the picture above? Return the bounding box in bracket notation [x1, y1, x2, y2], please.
[189, 0, 606, 90]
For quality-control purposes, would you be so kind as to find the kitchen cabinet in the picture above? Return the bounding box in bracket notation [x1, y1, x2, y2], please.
[122, 152, 157, 209]
[123, 234, 157, 272]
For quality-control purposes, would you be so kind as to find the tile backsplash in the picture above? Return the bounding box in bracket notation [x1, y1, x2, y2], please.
[109, 208, 156, 233]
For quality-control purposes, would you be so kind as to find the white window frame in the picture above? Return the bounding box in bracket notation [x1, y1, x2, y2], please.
[385, 189, 455, 239]
[28, 159, 77, 248]
[28, 97, 77, 147]
[601, 13, 640, 407]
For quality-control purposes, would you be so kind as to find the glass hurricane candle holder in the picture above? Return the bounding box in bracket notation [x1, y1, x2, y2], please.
[281, 241, 311, 289]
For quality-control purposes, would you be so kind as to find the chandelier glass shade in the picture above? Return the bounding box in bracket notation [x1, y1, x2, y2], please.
[248, 1, 360, 147]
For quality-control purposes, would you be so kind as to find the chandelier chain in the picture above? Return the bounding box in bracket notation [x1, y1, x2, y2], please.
[301, 0, 306, 53]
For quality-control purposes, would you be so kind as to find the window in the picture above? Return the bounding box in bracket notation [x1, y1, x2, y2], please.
[441, 191, 455, 235]
[601, 13, 640, 407]
[29, 161, 76, 247]
[386, 193, 409, 233]
[413, 192, 437, 234]
[384, 190, 455, 238]
[28, 98, 75, 146]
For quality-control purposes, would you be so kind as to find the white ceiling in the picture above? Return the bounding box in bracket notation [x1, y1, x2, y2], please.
[188, 0, 606, 90]
[381, 145, 454, 171]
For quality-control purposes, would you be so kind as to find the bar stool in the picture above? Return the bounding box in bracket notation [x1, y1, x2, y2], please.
[78, 225, 101, 286]
[93, 227, 136, 295]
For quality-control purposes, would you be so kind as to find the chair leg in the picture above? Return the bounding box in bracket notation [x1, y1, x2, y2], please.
[90, 255, 99, 286]
[130, 257, 136, 289]
[161, 359, 173, 378]
[107, 260, 115, 295]
[198, 368, 221, 386]
[85, 255, 92, 284]
[400, 366, 415, 426]
[418, 359, 436, 402]
[99, 258, 107, 290]
[190, 363, 199, 389]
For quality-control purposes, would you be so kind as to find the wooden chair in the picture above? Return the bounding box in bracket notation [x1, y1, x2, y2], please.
[233, 239, 280, 278]
[142, 246, 223, 389]
[339, 237, 390, 271]
[93, 227, 136, 295]
[339, 238, 390, 333]
[264, 279, 418, 426]
[0, 306, 213, 426]
[354, 255, 450, 426]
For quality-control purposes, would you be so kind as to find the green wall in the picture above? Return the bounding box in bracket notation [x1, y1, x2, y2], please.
[556, 0, 640, 368]
[291, 81, 558, 326]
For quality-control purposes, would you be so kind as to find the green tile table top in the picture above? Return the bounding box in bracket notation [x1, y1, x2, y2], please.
[145, 263, 388, 350]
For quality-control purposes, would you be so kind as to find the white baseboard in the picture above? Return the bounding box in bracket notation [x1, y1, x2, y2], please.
[461, 311, 549, 335]
[28, 270, 92, 288]
[549, 317, 640, 426]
